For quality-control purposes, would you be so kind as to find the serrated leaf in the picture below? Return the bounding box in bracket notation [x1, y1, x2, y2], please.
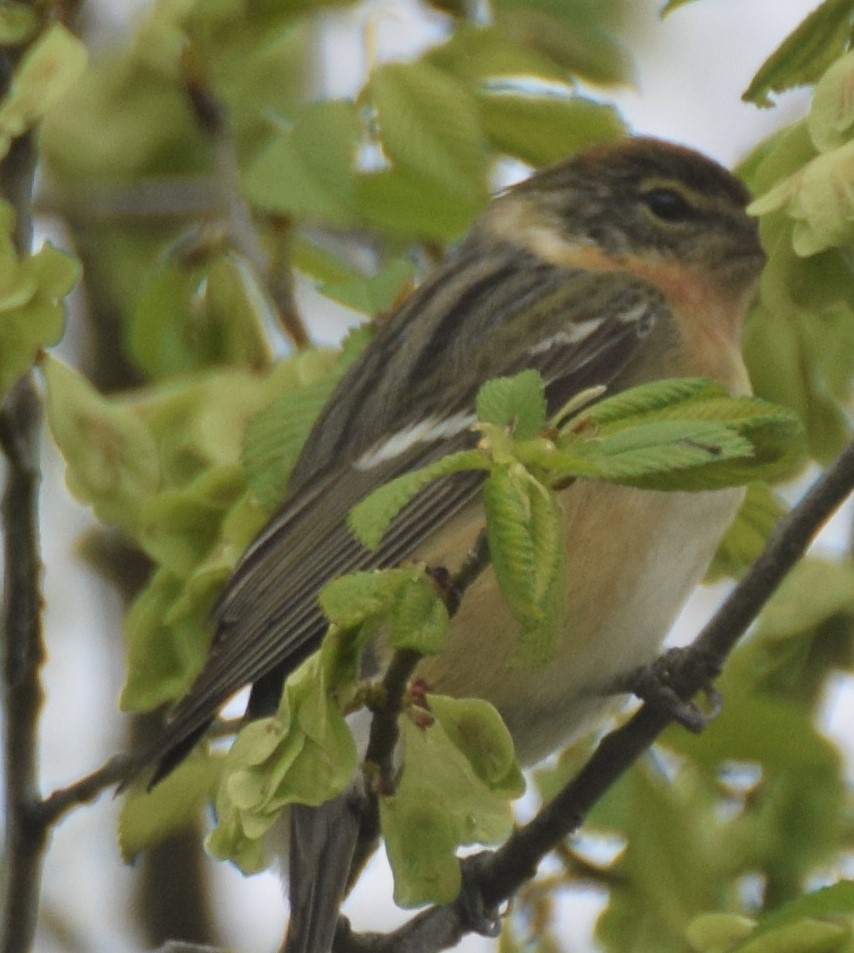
[483, 464, 564, 656]
[389, 575, 449, 655]
[742, 0, 854, 107]
[579, 378, 725, 426]
[565, 419, 754, 483]
[476, 370, 547, 440]
[241, 345, 353, 509]
[242, 378, 337, 511]
[348, 449, 487, 550]
[562, 382, 804, 490]
[319, 568, 449, 656]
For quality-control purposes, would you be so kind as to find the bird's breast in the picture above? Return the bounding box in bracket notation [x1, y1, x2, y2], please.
[416, 479, 743, 765]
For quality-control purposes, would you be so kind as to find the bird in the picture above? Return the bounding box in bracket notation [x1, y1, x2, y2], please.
[124, 136, 765, 951]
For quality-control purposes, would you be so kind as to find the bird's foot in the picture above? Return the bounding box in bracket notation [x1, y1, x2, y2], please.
[456, 852, 503, 938]
[614, 646, 722, 733]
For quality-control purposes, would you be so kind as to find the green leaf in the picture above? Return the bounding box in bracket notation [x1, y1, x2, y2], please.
[558, 418, 755, 484]
[477, 89, 624, 167]
[730, 883, 854, 952]
[348, 450, 488, 551]
[576, 377, 723, 425]
[119, 755, 223, 861]
[319, 257, 414, 316]
[751, 140, 854, 257]
[561, 380, 804, 490]
[428, 694, 524, 792]
[482, 464, 565, 661]
[135, 464, 244, 575]
[744, 300, 852, 463]
[381, 708, 520, 907]
[0, 23, 87, 157]
[0, 3, 38, 44]
[0, 238, 78, 400]
[808, 50, 854, 151]
[245, 99, 361, 224]
[732, 919, 848, 953]
[43, 357, 161, 533]
[121, 567, 213, 712]
[241, 333, 372, 510]
[685, 913, 756, 953]
[491, 0, 632, 86]
[127, 254, 272, 378]
[369, 60, 487, 200]
[476, 370, 547, 440]
[207, 654, 359, 874]
[356, 163, 482, 240]
[742, 0, 854, 107]
[319, 567, 450, 656]
[426, 23, 570, 86]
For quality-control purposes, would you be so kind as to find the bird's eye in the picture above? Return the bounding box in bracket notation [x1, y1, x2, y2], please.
[641, 187, 694, 222]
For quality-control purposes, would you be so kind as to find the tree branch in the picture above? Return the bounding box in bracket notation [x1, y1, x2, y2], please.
[338, 436, 854, 952]
[0, 34, 45, 950]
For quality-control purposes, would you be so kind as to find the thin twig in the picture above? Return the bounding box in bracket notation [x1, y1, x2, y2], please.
[34, 756, 130, 827]
[346, 531, 494, 889]
[182, 54, 309, 350]
[338, 436, 854, 952]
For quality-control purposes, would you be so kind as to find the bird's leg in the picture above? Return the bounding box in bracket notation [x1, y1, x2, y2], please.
[455, 851, 503, 938]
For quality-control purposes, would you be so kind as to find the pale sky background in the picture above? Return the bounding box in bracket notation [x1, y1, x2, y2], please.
[17, 2, 850, 952]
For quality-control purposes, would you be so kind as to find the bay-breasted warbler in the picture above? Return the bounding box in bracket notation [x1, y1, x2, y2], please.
[135, 135, 762, 774]
[125, 137, 765, 948]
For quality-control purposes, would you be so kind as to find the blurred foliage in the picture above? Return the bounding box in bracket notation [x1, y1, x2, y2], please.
[0, 0, 851, 950]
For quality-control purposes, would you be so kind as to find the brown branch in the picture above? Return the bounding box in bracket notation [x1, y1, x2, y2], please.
[348, 531, 494, 881]
[34, 756, 130, 827]
[0, 31, 45, 951]
[337, 435, 854, 952]
[0, 375, 46, 953]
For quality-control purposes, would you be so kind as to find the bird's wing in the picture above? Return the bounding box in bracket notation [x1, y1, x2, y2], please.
[136, 262, 671, 781]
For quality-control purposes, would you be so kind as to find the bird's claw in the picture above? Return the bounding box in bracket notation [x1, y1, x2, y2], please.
[616, 646, 722, 733]
[457, 853, 502, 938]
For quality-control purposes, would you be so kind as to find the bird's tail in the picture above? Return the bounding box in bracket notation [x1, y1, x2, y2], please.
[283, 788, 363, 953]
